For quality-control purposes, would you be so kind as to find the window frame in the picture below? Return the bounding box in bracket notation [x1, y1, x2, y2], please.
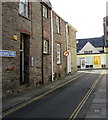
[57, 43, 61, 64]
[56, 16, 60, 34]
[43, 5, 48, 18]
[43, 40, 49, 54]
[19, 0, 29, 18]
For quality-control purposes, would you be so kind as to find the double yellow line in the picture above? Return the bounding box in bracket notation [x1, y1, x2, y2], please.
[69, 70, 105, 120]
[2, 72, 85, 118]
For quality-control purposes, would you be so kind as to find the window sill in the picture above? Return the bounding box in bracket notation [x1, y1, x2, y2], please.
[19, 14, 31, 21]
[43, 53, 50, 55]
[57, 63, 62, 65]
[57, 32, 61, 35]
[43, 16, 48, 19]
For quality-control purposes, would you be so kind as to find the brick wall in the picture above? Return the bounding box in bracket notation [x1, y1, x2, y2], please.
[29, 2, 42, 87]
[68, 25, 77, 72]
[2, 2, 32, 97]
[43, 4, 52, 83]
[2, 2, 77, 98]
[53, 11, 67, 79]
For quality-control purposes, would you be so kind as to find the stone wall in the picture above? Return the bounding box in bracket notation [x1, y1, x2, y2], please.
[2, 2, 32, 97]
[53, 11, 67, 79]
[29, 2, 42, 87]
[43, 4, 52, 83]
[68, 25, 77, 72]
[2, 2, 77, 98]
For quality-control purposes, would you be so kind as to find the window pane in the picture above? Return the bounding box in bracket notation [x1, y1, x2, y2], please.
[19, 3, 25, 16]
[24, 5, 28, 17]
[43, 40, 48, 53]
[57, 44, 61, 64]
[43, 7, 45, 16]
[86, 57, 93, 65]
[56, 16, 60, 33]
[19, 1, 28, 17]
[43, 6, 47, 18]
[101, 56, 106, 64]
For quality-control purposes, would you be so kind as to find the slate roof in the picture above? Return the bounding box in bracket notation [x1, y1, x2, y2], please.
[77, 37, 105, 51]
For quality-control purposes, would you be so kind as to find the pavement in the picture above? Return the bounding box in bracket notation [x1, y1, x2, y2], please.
[2, 71, 85, 113]
[2, 70, 107, 119]
[85, 70, 108, 119]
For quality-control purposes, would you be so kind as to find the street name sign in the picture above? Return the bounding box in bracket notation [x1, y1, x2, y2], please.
[0, 50, 16, 57]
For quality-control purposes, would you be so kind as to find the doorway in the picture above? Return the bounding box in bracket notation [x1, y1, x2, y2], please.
[81, 58, 86, 69]
[20, 34, 30, 85]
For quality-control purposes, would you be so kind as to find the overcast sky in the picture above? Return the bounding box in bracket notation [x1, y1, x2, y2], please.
[50, 0, 107, 39]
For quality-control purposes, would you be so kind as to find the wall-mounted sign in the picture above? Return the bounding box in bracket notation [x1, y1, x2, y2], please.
[13, 35, 18, 41]
[0, 50, 16, 57]
[63, 51, 69, 56]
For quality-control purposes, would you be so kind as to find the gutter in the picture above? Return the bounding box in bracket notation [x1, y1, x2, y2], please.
[66, 22, 69, 74]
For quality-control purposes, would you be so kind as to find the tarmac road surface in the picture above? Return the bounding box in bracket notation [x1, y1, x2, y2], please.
[3, 70, 105, 119]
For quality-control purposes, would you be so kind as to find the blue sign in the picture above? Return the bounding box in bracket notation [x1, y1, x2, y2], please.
[0, 50, 16, 57]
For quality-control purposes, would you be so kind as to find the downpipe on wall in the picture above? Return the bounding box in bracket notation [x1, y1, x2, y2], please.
[51, 9, 54, 81]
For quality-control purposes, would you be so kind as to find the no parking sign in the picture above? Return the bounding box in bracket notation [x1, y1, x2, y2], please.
[63, 51, 69, 56]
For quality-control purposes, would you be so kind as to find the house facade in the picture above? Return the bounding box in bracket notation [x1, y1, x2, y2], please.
[52, 12, 77, 79]
[103, 16, 108, 51]
[76, 37, 108, 69]
[1, 1, 77, 98]
[103, 16, 108, 67]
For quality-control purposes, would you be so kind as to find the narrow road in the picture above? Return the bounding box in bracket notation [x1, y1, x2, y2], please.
[3, 70, 105, 119]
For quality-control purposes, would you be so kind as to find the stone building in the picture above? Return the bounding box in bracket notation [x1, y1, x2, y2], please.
[1, 1, 77, 98]
[103, 16, 108, 67]
[67, 24, 77, 73]
[52, 11, 67, 78]
[2, 2, 32, 97]
[103, 16, 108, 52]
[31, 2, 52, 86]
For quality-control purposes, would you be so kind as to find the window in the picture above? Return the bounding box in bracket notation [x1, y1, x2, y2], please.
[43, 40, 49, 54]
[94, 56, 101, 65]
[43, 5, 48, 18]
[84, 51, 92, 54]
[85, 57, 93, 66]
[67, 26, 69, 34]
[56, 16, 60, 33]
[19, 0, 28, 18]
[57, 44, 61, 64]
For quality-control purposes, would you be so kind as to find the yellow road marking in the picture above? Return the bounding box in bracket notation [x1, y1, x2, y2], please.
[69, 70, 105, 120]
[2, 72, 86, 118]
